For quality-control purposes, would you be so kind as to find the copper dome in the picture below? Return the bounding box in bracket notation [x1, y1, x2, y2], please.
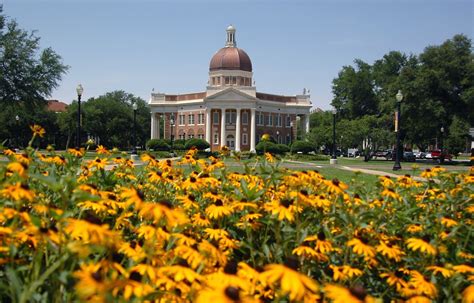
[209, 47, 252, 72]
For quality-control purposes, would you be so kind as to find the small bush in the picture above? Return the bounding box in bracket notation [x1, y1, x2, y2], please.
[172, 143, 186, 151]
[146, 139, 170, 151]
[291, 140, 315, 154]
[184, 138, 210, 151]
[256, 141, 289, 155]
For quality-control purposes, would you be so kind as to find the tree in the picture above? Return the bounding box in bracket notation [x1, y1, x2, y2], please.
[0, 8, 67, 106]
[0, 7, 68, 146]
[445, 116, 470, 156]
[61, 91, 150, 149]
[331, 59, 378, 119]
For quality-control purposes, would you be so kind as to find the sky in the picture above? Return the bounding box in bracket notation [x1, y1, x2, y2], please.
[2, 0, 473, 110]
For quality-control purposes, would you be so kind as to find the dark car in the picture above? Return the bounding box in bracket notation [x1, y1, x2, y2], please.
[403, 151, 416, 162]
[373, 150, 393, 160]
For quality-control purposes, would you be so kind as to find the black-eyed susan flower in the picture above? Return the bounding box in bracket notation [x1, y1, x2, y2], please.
[376, 240, 405, 262]
[324, 284, 375, 303]
[463, 285, 474, 303]
[259, 257, 319, 301]
[325, 178, 348, 195]
[205, 199, 233, 220]
[0, 182, 35, 202]
[380, 269, 409, 290]
[347, 237, 376, 258]
[30, 124, 45, 137]
[406, 237, 437, 256]
[426, 265, 453, 278]
[196, 285, 258, 303]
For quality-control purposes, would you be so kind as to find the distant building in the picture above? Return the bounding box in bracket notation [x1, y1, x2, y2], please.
[149, 25, 312, 151]
[47, 100, 68, 113]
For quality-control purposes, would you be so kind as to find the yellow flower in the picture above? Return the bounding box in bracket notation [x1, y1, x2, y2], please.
[196, 285, 258, 303]
[376, 241, 405, 262]
[421, 168, 436, 178]
[426, 265, 453, 278]
[324, 284, 374, 303]
[380, 270, 408, 290]
[264, 152, 275, 162]
[6, 162, 28, 177]
[408, 270, 438, 299]
[347, 238, 376, 258]
[440, 217, 458, 227]
[463, 285, 474, 303]
[96, 145, 111, 155]
[325, 178, 349, 195]
[406, 237, 437, 256]
[452, 264, 474, 274]
[0, 182, 35, 202]
[259, 259, 319, 301]
[89, 157, 108, 170]
[205, 199, 234, 220]
[30, 124, 45, 137]
[406, 224, 423, 233]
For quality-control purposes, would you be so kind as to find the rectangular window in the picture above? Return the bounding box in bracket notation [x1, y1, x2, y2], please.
[225, 77, 230, 85]
[269, 115, 273, 126]
[277, 115, 282, 127]
[179, 114, 185, 126]
[232, 77, 237, 85]
[179, 134, 185, 140]
[198, 134, 204, 139]
[188, 134, 194, 139]
[242, 133, 248, 145]
[188, 114, 195, 125]
[286, 115, 291, 127]
[213, 133, 219, 145]
[286, 135, 290, 144]
[213, 112, 219, 125]
[242, 112, 248, 125]
[217, 77, 221, 85]
[198, 113, 204, 124]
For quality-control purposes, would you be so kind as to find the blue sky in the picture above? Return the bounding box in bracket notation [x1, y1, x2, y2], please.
[3, 0, 473, 110]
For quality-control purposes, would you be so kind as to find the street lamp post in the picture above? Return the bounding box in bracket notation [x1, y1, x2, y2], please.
[15, 115, 20, 149]
[393, 90, 403, 171]
[330, 109, 337, 164]
[132, 103, 138, 155]
[276, 130, 280, 144]
[440, 126, 445, 164]
[76, 84, 84, 148]
[290, 122, 294, 145]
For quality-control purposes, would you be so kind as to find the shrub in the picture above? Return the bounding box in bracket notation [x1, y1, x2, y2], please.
[256, 141, 289, 154]
[291, 140, 315, 154]
[172, 143, 185, 151]
[184, 138, 210, 151]
[146, 139, 170, 151]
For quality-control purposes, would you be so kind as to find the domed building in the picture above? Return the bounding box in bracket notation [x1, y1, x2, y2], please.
[149, 25, 312, 151]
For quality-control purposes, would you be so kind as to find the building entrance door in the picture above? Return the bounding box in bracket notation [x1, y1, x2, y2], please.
[226, 134, 235, 150]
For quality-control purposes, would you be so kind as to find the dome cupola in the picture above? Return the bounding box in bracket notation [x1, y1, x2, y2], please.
[209, 25, 252, 72]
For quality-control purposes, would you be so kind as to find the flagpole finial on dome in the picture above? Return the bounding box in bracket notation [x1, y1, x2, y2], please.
[225, 24, 236, 47]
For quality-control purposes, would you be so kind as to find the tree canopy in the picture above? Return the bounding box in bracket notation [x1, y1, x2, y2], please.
[328, 34, 473, 152]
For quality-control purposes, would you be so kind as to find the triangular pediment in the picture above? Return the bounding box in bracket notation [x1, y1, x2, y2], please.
[205, 88, 257, 102]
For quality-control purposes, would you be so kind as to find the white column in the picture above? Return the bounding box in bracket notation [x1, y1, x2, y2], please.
[220, 109, 226, 147]
[305, 114, 310, 133]
[157, 114, 161, 139]
[150, 113, 157, 139]
[250, 108, 256, 152]
[235, 109, 241, 151]
[205, 109, 211, 144]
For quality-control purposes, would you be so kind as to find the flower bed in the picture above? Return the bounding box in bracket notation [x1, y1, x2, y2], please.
[0, 131, 473, 302]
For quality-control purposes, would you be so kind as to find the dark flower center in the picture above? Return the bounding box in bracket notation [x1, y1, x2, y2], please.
[137, 189, 145, 201]
[91, 271, 103, 282]
[190, 177, 197, 183]
[224, 260, 238, 275]
[349, 285, 367, 300]
[318, 231, 326, 241]
[129, 271, 142, 282]
[280, 198, 293, 208]
[284, 256, 299, 271]
[215, 199, 224, 206]
[188, 194, 196, 202]
[332, 178, 340, 186]
[300, 189, 308, 196]
[224, 286, 240, 301]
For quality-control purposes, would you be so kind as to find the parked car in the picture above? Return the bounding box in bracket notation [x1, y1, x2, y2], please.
[373, 150, 393, 160]
[429, 150, 453, 162]
[403, 151, 416, 162]
[413, 151, 425, 159]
